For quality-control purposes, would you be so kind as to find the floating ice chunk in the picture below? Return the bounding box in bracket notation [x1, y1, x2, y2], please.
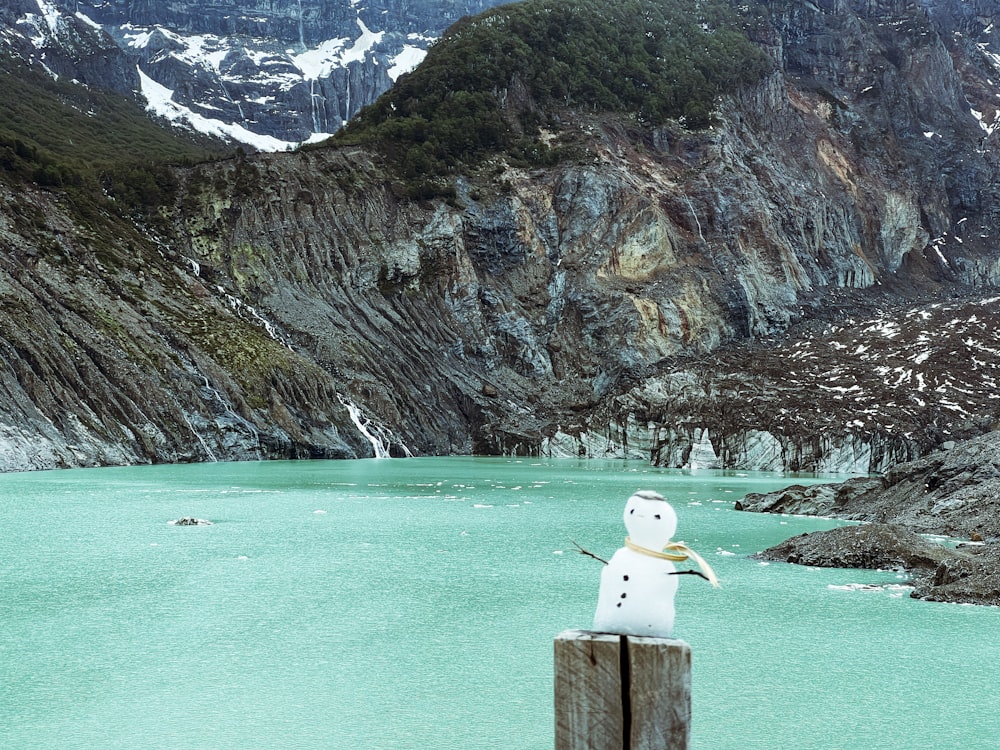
[828, 583, 884, 592]
[827, 582, 913, 594]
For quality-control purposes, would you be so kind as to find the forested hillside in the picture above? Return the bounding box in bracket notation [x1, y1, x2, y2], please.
[0, 56, 223, 202]
[339, 0, 772, 181]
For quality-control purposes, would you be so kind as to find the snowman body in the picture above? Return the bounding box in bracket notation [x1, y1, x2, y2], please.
[592, 491, 680, 638]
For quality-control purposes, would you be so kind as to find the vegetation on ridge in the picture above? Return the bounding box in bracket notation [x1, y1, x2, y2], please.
[0, 57, 225, 209]
[336, 0, 771, 185]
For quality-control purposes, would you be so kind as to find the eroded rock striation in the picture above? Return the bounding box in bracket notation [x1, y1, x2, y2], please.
[738, 430, 1000, 539]
[3, 0, 1000, 471]
[745, 431, 1000, 604]
[0, 180, 372, 470]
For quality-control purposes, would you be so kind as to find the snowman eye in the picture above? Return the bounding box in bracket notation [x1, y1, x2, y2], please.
[629, 508, 635, 514]
[654, 514, 661, 520]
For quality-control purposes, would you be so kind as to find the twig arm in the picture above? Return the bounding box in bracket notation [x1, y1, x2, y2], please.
[570, 538, 608, 565]
[670, 569, 712, 582]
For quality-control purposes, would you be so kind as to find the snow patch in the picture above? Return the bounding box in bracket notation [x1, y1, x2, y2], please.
[388, 45, 426, 80]
[75, 10, 102, 30]
[35, 0, 62, 36]
[292, 18, 382, 78]
[971, 107, 1000, 135]
[138, 67, 295, 151]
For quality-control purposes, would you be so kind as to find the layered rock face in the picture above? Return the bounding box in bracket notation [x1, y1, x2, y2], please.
[0, 180, 372, 470]
[3, 0, 1000, 471]
[2, 0, 139, 95]
[738, 430, 1000, 539]
[81, 0, 492, 43]
[745, 431, 1000, 605]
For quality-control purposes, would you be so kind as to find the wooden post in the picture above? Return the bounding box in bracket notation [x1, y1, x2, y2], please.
[554, 629, 691, 750]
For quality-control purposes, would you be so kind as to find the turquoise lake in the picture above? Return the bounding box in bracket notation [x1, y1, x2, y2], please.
[2, 457, 999, 749]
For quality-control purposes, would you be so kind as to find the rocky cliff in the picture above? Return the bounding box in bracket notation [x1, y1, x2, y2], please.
[3, 0, 1000, 472]
[2, 0, 139, 95]
[738, 429, 1000, 538]
[0, 178, 376, 470]
[745, 430, 1000, 604]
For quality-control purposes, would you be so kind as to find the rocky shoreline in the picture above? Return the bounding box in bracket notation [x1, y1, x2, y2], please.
[739, 431, 1000, 605]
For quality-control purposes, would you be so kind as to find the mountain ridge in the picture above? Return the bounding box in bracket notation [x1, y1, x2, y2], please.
[3, 0, 508, 149]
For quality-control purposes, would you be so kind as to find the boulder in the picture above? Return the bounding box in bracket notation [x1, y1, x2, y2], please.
[755, 522, 1000, 606]
[911, 545, 1000, 605]
[754, 523, 961, 571]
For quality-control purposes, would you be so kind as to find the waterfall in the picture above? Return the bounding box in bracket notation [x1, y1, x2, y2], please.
[297, 0, 306, 51]
[343, 66, 350, 125]
[684, 194, 705, 244]
[344, 401, 391, 458]
[197, 374, 261, 454]
[309, 78, 324, 133]
[340, 399, 414, 459]
[219, 80, 247, 127]
[179, 410, 219, 462]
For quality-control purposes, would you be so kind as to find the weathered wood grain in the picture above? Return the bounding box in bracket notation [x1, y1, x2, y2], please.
[554, 629, 691, 750]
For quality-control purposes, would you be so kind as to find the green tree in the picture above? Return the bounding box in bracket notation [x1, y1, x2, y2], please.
[335, 0, 772, 179]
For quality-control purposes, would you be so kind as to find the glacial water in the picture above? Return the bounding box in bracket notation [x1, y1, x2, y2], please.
[2, 457, 999, 750]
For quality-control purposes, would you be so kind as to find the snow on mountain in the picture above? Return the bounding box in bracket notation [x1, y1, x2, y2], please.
[4, 1, 503, 150]
[117, 10, 398, 149]
[4, 0, 140, 95]
[726, 294, 1000, 446]
[14, 0, 71, 52]
[291, 17, 383, 76]
[137, 67, 294, 152]
[388, 43, 428, 81]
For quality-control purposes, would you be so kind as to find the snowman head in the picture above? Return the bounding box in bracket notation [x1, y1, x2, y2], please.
[623, 490, 677, 549]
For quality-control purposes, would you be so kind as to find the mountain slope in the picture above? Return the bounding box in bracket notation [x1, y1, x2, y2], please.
[0, 56, 224, 190]
[0, 171, 376, 470]
[3, 0, 508, 149]
[338, 0, 772, 176]
[3, 0, 1000, 472]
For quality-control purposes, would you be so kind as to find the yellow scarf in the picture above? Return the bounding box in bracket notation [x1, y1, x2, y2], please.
[624, 537, 721, 588]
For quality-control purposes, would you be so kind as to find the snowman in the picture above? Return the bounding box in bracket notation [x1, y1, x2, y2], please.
[592, 490, 718, 638]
